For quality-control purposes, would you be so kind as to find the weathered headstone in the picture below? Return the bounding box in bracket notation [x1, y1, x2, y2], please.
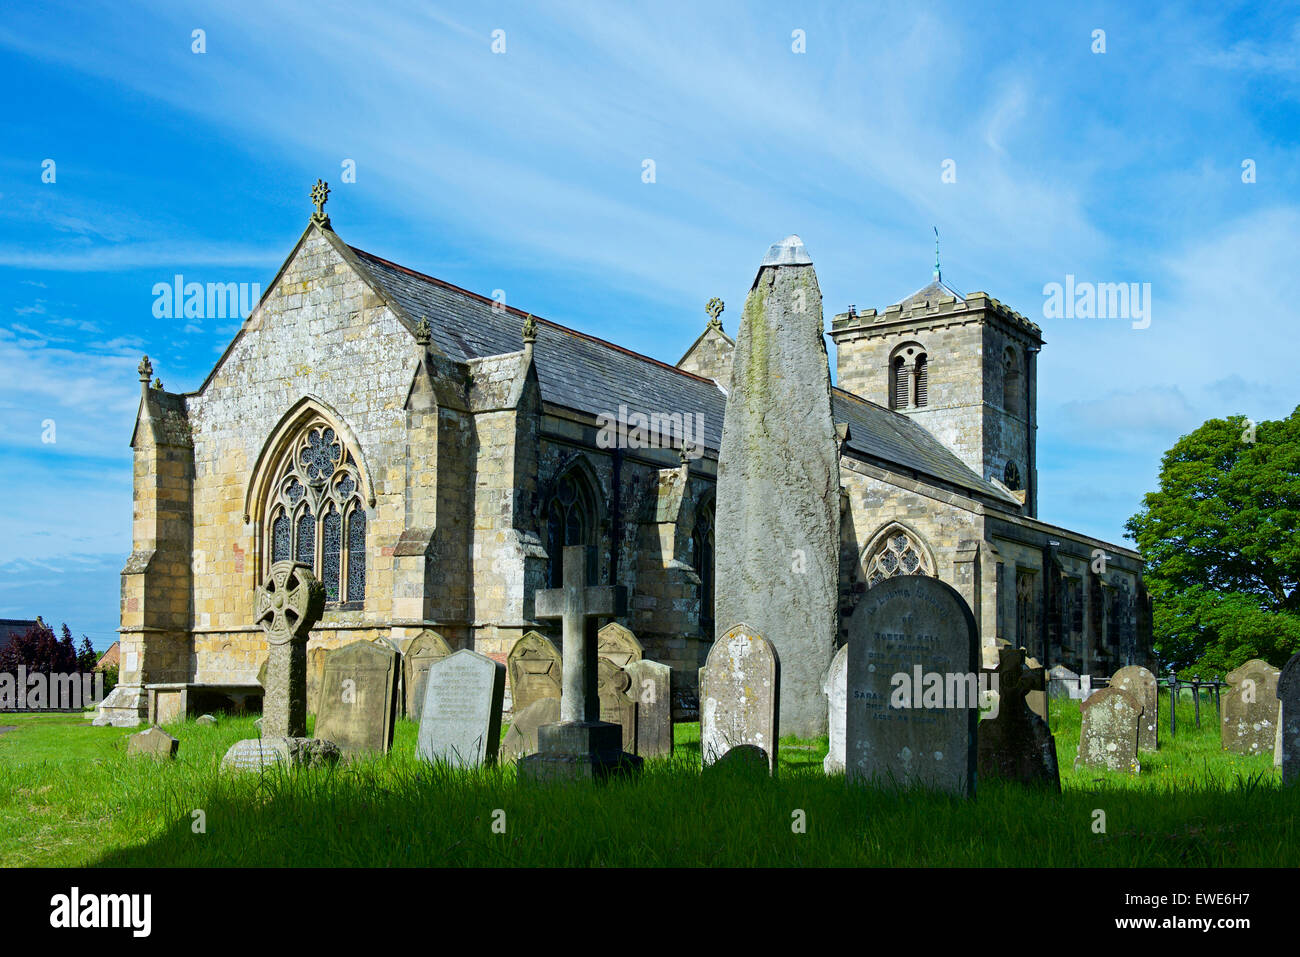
[1278, 653, 1300, 785]
[1111, 665, 1158, 751]
[700, 624, 779, 771]
[254, 560, 326, 739]
[1077, 674, 1093, 701]
[519, 545, 641, 782]
[1074, 686, 1142, 773]
[597, 657, 637, 752]
[501, 697, 560, 763]
[507, 631, 562, 715]
[221, 737, 340, 772]
[404, 629, 453, 720]
[1221, 658, 1280, 756]
[416, 649, 505, 768]
[126, 726, 178, 760]
[822, 643, 848, 774]
[597, 621, 644, 668]
[625, 658, 673, 758]
[845, 576, 979, 796]
[1047, 665, 1079, 700]
[714, 235, 839, 739]
[195, 714, 217, 726]
[306, 645, 327, 715]
[314, 640, 400, 756]
[977, 644, 1060, 789]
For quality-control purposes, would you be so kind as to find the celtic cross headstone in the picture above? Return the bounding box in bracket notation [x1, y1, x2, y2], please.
[255, 560, 326, 738]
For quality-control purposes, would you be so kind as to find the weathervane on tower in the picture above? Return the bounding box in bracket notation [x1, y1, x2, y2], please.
[311, 179, 331, 228]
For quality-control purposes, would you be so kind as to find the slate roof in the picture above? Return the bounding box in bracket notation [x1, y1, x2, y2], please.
[352, 247, 1014, 505]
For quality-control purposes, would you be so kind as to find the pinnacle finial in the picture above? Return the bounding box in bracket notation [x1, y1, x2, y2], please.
[153, 377, 164, 391]
[705, 297, 724, 331]
[933, 226, 941, 282]
[310, 179, 331, 228]
[138, 355, 153, 383]
[522, 313, 537, 345]
[415, 315, 431, 346]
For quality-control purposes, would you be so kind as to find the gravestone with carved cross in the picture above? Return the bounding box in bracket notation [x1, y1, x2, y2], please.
[255, 560, 326, 738]
[519, 545, 643, 782]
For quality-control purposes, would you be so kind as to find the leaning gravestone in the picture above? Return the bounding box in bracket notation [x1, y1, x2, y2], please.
[977, 644, 1059, 789]
[222, 737, 340, 771]
[700, 624, 779, 771]
[625, 658, 673, 758]
[506, 631, 562, 714]
[822, 643, 848, 774]
[416, 649, 505, 768]
[1221, 659, 1280, 756]
[404, 629, 453, 720]
[126, 726, 178, 760]
[845, 576, 979, 796]
[314, 640, 400, 756]
[1111, 665, 1158, 751]
[597, 622, 644, 669]
[714, 235, 839, 739]
[501, 697, 561, 763]
[598, 657, 638, 752]
[1277, 653, 1300, 785]
[1074, 686, 1142, 773]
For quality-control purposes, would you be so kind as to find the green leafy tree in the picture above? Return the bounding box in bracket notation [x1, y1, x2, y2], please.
[1125, 408, 1300, 677]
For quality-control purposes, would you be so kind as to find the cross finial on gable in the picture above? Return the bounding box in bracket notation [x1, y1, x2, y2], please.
[310, 179, 331, 228]
[705, 297, 724, 332]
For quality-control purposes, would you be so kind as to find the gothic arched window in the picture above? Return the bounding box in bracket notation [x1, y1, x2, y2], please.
[545, 468, 597, 588]
[863, 524, 936, 587]
[692, 497, 715, 636]
[265, 423, 368, 605]
[889, 342, 927, 411]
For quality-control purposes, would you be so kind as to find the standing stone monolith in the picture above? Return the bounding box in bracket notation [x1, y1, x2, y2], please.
[404, 629, 453, 719]
[315, 640, 400, 756]
[255, 560, 326, 739]
[624, 658, 673, 758]
[1221, 658, 1280, 756]
[1277, 653, 1300, 785]
[1111, 665, 1158, 751]
[700, 624, 779, 772]
[845, 577, 979, 796]
[823, 643, 848, 774]
[1075, 686, 1142, 773]
[416, 648, 505, 768]
[714, 235, 839, 739]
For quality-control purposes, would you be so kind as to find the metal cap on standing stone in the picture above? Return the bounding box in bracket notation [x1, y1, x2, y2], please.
[759, 234, 813, 267]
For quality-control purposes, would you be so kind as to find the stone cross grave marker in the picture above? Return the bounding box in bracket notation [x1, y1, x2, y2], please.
[625, 658, 673, 758]
[416, 648, 505, 768]
[701, 624, 779, 771]
[1111, 665, 1158, 751]
[1074, 686, 1142, 773]
[823, 643, 848, 774]
[1222, 658, 1280, 756]
[845, 576, 979, 796]
[1277, 652, 1300, 785]
[507, 631, 562, 714]
[977, 643, 1059, 788]
[521, 544, 639, 781]
[404, 629, 453, 719]
[254, 560, 326, 738]
[315, 640, 400, 755]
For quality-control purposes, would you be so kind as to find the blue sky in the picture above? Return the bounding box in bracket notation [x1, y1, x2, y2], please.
[0, 2, 1297, 648]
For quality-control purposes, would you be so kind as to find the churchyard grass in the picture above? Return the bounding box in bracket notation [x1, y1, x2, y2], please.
[0, 700, 1293, 868]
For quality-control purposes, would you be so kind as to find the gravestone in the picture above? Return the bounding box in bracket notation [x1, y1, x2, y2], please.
[254, 560, 326, 738]
[221, 737, 340, 772]
[501, 697, 560, 763]
[1047, 665, 1079, 700]
[597, 622, 644, 668]
[314, 640, 400, 756]
[507, 631, 562, 715]
[1077, 674, 1093, 701]
[126, 726, 178, 760]
[822, 643, 848, 774]
[625, 658, 673, 758]
[306, 646, 327, 715]
[195, 714, 216, 726]
[1111, 665, 1158, 751]
[1278, 653, 1300, 785]
[714, 235, 839, 739]
[977, 644, 1060, 789]
[845, 576, 979, 796]
[1221, 658, 1280, 756]
[597, 657, 637, 752]
[519, 545, 641, 782]
[404, 629, 453, 720]
[416, 649, 505, 768]
[700, 624, 779, 772]
[1074, 686, 1142, 773]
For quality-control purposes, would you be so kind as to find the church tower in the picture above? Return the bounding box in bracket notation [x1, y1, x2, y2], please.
[829, 247, 1044, 515]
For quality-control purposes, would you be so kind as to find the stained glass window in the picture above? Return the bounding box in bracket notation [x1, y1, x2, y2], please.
[322, 505, 341, 602]
[347, 508, 366, 602]
[296, 510, 315, 564]
[272, 509, 291, 563]
[865, 526, 934, 587]
[545, 468, 596, 588]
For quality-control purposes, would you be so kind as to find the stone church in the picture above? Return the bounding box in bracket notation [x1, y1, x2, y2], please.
[95, 184, 1152, 726]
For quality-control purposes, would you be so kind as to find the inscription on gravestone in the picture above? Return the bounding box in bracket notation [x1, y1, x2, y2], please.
[845, 576, 979, 797]
[507, 631, 562, 714]
[314, 640, 399, 756]
[416, 649, 505, 768]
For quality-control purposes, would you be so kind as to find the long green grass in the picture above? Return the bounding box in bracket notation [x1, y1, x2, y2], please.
[0, 693, 1293, 867]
